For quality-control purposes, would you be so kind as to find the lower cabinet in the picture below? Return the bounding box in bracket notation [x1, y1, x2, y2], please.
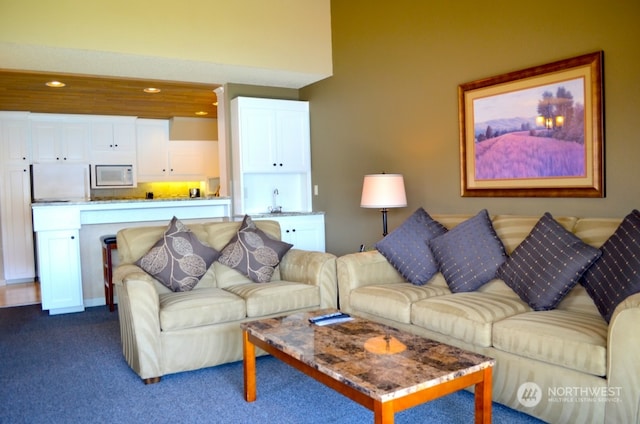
[36, 230, 84, 314]
[253, 214, 325, 252]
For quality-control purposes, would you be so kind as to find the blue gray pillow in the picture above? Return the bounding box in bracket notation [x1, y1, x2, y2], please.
[580, 209, 640, 322]
[429, 209, 506, 292]
[496, 213, 601, 311]
[375, 208, 448, 285]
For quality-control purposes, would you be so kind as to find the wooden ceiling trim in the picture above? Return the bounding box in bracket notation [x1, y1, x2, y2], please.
[0, 69, 220, 119]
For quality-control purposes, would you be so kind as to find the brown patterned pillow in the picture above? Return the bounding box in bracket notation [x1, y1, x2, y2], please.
[217, 215, 293, 283]
[135, 216, 220, 292]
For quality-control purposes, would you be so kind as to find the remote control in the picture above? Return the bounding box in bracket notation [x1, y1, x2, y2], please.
[309, 312, 350, 324]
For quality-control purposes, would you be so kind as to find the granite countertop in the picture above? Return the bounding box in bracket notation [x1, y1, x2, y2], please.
[33, 196, 230, 206]
[236, 211, 325, 218]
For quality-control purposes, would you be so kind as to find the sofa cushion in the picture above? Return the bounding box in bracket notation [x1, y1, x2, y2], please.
[496, 213, 601, 311]
[492, 310, 607, 377]
[580, 209, 640, 322]
[224, 280, 319, 317]
[350, 282, 451, 324]
[374, 208, 448, 286]
[411, 292, 530, 347]
[428, 209, 507, 292]
[217, 215, 292, 283]
[158, 287, 246, 331]
[136, 217, 220, 292]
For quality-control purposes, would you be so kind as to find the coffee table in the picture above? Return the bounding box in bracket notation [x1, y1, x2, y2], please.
[241, 309, 495, 424]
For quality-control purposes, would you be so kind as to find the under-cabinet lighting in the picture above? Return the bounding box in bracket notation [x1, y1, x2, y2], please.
[143, 87, 161, 93]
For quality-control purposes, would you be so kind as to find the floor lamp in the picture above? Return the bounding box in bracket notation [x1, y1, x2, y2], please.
[360, 174, 407, 237]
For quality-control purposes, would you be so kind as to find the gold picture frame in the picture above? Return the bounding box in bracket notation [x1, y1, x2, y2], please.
[458, 51, 604, 197]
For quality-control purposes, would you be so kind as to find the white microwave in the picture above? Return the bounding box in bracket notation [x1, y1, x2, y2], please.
[92, 164, 135, 188]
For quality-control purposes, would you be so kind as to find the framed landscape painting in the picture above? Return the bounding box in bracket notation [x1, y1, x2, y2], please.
[458, 51, 604, 197]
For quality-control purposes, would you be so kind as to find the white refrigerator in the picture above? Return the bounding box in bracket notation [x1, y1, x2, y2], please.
[31, 163, 91, 202]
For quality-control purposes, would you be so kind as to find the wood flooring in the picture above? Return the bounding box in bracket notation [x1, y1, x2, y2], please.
[0, 282, 40, 308]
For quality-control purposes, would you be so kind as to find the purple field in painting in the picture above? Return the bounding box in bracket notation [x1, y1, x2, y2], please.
[475, 131, 585, 179]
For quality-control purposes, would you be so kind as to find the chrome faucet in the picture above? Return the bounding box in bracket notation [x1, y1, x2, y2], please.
[270, 189, 282, 213]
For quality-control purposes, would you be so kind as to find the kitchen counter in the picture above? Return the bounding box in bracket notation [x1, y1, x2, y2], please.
[31, 196, 232, 315]
[33, 195, 224, 206]
[32, 197, 231, 227]
[234, 211, 325, 219]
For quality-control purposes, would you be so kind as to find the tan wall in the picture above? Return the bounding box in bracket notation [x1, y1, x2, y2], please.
[303, 0, 640, 255]
[0, 0, 332, 86]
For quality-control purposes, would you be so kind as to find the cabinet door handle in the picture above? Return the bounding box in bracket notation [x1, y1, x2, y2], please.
[71, 236, 75, 240]
[273, 163, 277, 167]
[279, 163, 283, 167]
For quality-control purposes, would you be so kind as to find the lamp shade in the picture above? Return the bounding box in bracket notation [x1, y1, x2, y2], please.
[360, 174, 407, 208]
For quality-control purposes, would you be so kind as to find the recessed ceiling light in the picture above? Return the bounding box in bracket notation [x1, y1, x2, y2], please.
[143, 87, 161, 93]
[195, 111, 208, 116]
[46, 80, 65, 88]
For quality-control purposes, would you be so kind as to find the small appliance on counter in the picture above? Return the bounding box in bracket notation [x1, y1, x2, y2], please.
[189, 188, 200, 198]
[31, 163, 91, 202]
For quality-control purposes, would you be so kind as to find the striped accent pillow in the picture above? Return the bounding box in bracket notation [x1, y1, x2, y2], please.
[496, 213, 601, 311]
[429, 209, 506, 292]
[375, 208, 448, 285]
[580, 209, 640, 322]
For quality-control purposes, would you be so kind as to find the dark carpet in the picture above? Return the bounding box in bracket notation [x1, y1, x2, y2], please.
[0, 305, 544, 423]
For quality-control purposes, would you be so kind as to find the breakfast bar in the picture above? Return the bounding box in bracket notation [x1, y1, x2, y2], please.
[32, 197, 231, 314]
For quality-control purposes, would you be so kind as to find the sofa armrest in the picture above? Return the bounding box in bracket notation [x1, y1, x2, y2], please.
[113, 264, 164, 382]
[605, 291, 640, 423]
[336, 250, 404, 313]
[278, 249, 338, 309]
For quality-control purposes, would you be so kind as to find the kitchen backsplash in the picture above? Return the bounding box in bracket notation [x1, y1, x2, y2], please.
[90, 181, 212, 200]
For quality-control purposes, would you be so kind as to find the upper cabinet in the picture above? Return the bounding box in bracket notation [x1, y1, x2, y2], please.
[136, 119, 218, 182]
[236, 100, 310, 173]
[0, 113, 30, 164]
[231, 97, 311, 215]
[30, 115, 90, 163]
[90, 117, 137, 164]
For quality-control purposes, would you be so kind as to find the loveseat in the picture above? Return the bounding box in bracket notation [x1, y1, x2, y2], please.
[113, 218, 337, 384]
[337, 210, 640, 424]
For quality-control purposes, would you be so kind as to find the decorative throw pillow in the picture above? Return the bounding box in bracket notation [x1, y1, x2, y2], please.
[580, 209, 640, 322]
[217, 215, 293, 283]
[428, 209, 506, 292]
[374, 207, 447, 285]
[136, 216, 220, 292]
[496, 213, 601, 311]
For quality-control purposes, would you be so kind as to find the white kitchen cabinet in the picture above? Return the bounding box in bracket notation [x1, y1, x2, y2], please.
[1, 113, 30, 164]
[136, 119, 217, 182]
[231, 97, 312, 215]
[31, 115, 89, 163]
[232, 97, 309, 173]
[0, 113, 35, 282]
[254, 214, 325, 252]
[36, 229, 83, 314]
[90, 117, 137, 164]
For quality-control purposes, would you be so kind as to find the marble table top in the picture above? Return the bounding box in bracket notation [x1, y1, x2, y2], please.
[241, 309, 495, 402]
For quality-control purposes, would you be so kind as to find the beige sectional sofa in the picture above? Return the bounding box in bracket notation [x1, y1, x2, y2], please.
[337, 213, 640, 424]
[113, 219, 337, 384]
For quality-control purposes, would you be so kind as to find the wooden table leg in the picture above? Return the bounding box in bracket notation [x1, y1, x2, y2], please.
[474, 366, 492, 424]
[373, 399, 394, 424]
[243, 330, 257, 402]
